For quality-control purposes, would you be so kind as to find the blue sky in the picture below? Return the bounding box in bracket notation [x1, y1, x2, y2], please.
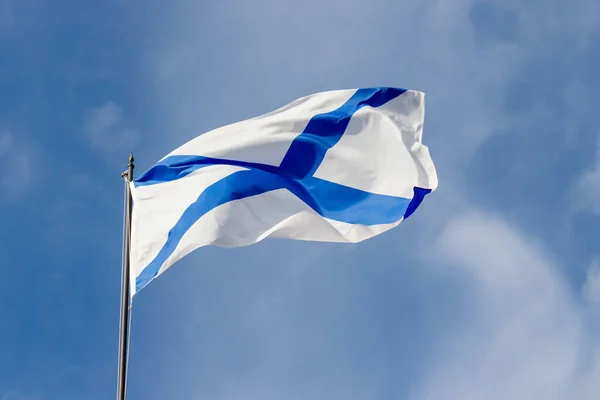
[1, 0, 599, 399]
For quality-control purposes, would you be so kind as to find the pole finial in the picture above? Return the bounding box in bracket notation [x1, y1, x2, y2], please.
[123, 152, 135, 182]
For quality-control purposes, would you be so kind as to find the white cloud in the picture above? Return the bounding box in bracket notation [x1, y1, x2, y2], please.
[583, 259, 600, 305]
[0, 0, 42, 31]
[1, 390, 38, 400]
[413, 210, 599, 400]
[571, 137, 600, 214]
[0, 0, 14, 30]
[0, 129, 38, 203]
[82, 102, 140, 156]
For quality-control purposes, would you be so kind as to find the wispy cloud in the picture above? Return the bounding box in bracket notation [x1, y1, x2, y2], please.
[571, 137, 600, 214]
[413, 210, 598, 400]
[0, 0, 41, 31]
[0, 129, 38, 204]
[1, 390, 39, 400]
[82, 101, 140, 157]
[583, 259, 600, 305]
[0, 0, 14, 30]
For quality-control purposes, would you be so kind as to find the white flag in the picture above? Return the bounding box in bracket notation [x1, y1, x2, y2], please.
[130, 87, 438, 295]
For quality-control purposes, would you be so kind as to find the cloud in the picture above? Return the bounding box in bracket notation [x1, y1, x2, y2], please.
[413, 210, 598, 400]
[571, 138, 600, 214]
[583, 259, 600, 305]
[0, 390, 39, 400]
[82, 101, 140, 156]
[0, 0, 41, 31]
[0, 129, 38, 204]
[0, 0, 14, 30]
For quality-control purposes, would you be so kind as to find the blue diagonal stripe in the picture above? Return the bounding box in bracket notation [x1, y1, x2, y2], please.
[135, 169, 414, 291]
[134, 155, 277, 187]
[134, 87, 407, 187]
[279, 87, 406, 178]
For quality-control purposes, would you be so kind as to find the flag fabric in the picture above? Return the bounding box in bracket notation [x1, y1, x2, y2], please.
[129, 87, 438, 296]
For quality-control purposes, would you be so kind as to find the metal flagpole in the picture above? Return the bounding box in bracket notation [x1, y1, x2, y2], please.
[117, 152, 134, 400]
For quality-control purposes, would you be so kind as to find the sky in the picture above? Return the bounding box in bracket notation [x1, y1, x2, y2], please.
[1, 0, 599, 399]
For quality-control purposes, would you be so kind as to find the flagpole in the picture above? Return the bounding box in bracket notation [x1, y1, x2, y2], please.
[117, 152, 134, 400]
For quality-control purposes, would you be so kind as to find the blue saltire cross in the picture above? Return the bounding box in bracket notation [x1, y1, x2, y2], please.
[134, 88, 431, 291]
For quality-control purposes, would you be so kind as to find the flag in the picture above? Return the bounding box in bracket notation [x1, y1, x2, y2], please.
[129, 87, 438, 295]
